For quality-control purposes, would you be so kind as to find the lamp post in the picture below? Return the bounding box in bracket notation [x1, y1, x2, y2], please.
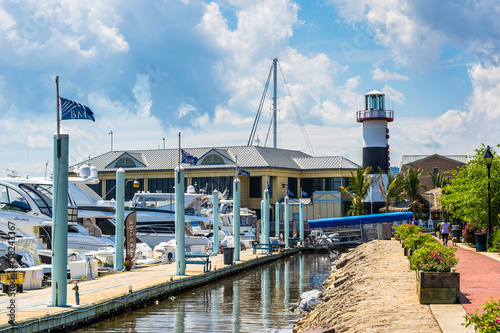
[484, 145, 494, 249]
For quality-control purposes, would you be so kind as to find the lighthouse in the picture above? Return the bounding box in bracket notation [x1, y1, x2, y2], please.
[357, 90, 394, 213]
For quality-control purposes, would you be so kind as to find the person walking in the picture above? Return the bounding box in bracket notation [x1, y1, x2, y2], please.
[440, 220, 450, 246]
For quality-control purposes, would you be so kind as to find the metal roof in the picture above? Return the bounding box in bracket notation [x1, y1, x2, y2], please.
[292, 156, 359, 170]
[400, 154, 468, 167]
[72, 146, 358, 173]
[365, 89, 384, 96]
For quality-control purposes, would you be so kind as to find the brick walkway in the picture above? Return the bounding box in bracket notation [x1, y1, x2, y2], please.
[454, 244, 500, 314]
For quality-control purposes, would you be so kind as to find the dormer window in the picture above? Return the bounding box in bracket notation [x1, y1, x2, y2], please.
[201, 154, 224, 165]
[115, 157, 137, 167]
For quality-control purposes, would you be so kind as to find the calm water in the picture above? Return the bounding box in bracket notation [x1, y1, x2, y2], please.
[76, 253, 336, 333]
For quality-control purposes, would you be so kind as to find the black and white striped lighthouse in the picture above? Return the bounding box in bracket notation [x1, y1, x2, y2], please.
[357, 89, 393, 173]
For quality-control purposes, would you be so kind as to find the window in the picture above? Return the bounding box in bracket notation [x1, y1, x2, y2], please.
[0, 185, 31, 213]
[190, 177, 233, 197]
[200, 154, 225, 165]
[115, 157, 137, 167]
[104, 180, 116, 200]
[148, 178, 175, 193]
[288, 177, 298, 197]
[300, 177, 346, 196]
[249, 177, 262, 198]
[433, 167, 439, 174]
[20, 184, 52, 216]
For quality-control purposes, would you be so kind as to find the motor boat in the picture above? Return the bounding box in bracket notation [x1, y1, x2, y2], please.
[127, 188, 214, 248]
[0, 177, 115, 252]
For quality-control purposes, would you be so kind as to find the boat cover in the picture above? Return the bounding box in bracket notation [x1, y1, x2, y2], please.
[308, 212, 413, 228]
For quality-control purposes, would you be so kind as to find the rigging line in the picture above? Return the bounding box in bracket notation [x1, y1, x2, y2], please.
[264, 105, 273, 147]
[248, 63, 274, 146]
[277, 61, 315, 156]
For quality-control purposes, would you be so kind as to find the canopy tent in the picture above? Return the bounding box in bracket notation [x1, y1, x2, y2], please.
[308, 212, 413, 228]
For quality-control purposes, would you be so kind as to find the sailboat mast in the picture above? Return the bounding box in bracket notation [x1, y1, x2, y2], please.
[273, 57, 278, 149]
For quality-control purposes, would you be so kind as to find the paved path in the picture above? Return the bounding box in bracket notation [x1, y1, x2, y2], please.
[454, 242, 500, 314]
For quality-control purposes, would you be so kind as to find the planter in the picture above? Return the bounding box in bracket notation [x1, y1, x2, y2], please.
[416, 270, 460, 304]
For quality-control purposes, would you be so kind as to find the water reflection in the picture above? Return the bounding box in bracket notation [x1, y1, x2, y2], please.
[233, 280, 240, 333]
[76, 253, 335, 333]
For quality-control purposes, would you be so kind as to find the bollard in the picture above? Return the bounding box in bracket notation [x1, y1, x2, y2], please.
[72, 282, 80, 305]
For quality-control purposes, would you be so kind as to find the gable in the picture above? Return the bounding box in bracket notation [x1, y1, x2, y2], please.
[198, 149, 234, 165]
[105, 152, 147, 168]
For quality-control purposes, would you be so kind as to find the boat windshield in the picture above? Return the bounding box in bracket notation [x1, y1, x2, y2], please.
[131, 194, 174, 209]
[0, 185, 31, 213]
[20, 184, 53, 217]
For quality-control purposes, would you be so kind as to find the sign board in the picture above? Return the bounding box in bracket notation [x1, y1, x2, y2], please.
[125, 212, 137, 261]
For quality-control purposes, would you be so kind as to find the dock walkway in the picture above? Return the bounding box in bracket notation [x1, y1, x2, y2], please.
[0, 248, 299, 332]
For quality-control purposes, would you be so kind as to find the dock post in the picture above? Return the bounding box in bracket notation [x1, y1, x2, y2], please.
[175, 166, 186, 275]
[299, 202, 304, 244]
[264, 189, 270, 250]
[275, 202, 280, 239]
[114, 168, 125, 271]
[284, 196, 290, 248]
[213, 190, 219, 254]
[52, 133, 69, 307]
[260, 200, 265, 242]
[233, 177, 241, 261]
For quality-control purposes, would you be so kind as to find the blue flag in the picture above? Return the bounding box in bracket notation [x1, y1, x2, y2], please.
[286, 188, 294, 197]
[301, 190, 308, 197]
[181, 149, 198, 165]
[237, 166, 250, 177]
[60, 97, 95, 121]
[267, 181, 272, 197]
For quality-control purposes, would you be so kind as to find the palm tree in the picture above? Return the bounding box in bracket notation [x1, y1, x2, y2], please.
[376, 167, 404, 212]
[340, 166, 372, 216]
[428, 171, 447, 189]
[402, 168, 427, 215]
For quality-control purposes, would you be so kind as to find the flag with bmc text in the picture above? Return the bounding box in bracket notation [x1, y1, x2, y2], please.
[286, 188, 294, 197]
[181, 149, 198, 165]
[237, 166, 250, 177]
[60, 97, 95, 121]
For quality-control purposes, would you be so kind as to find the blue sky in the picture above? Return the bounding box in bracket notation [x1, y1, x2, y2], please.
[1, 0, 499, 177]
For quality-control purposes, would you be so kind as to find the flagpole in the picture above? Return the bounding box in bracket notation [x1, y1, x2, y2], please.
[56, 76, 61, 158]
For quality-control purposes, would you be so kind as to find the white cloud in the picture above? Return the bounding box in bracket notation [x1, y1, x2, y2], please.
[0, 7, 15, 32]
[178, 103, 196, 118]
[372, 68, 409, 81]
[89, 19, 129, 53]
[381, 85, 405, 105]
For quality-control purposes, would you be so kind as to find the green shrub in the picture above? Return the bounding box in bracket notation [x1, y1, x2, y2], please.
[488, 228, 500, 252]
[409, 241, 458, 272]
[402, 232, 438, 250]
[394, 224, 422, 241]
[463, 297, 500, 332]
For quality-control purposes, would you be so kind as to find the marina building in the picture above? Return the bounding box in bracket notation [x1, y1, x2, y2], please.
[71, 146, 359, 222]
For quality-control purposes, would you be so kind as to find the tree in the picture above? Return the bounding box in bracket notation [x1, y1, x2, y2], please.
[441, 145, 500, 229]
[428, 171, 447, 189]
[377, 167, 404, 212]
[340, 166, 372, 216]
[402, 167, 427, 215]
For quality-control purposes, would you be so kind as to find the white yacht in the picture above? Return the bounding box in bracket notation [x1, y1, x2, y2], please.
[0, 177, 114, 252]
[127, 187, 213, 248]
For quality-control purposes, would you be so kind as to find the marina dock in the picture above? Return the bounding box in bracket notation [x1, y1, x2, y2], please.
[0, 247, 303, 332]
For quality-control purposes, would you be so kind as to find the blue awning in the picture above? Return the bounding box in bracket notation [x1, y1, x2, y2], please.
[308, 212, 413, 228]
